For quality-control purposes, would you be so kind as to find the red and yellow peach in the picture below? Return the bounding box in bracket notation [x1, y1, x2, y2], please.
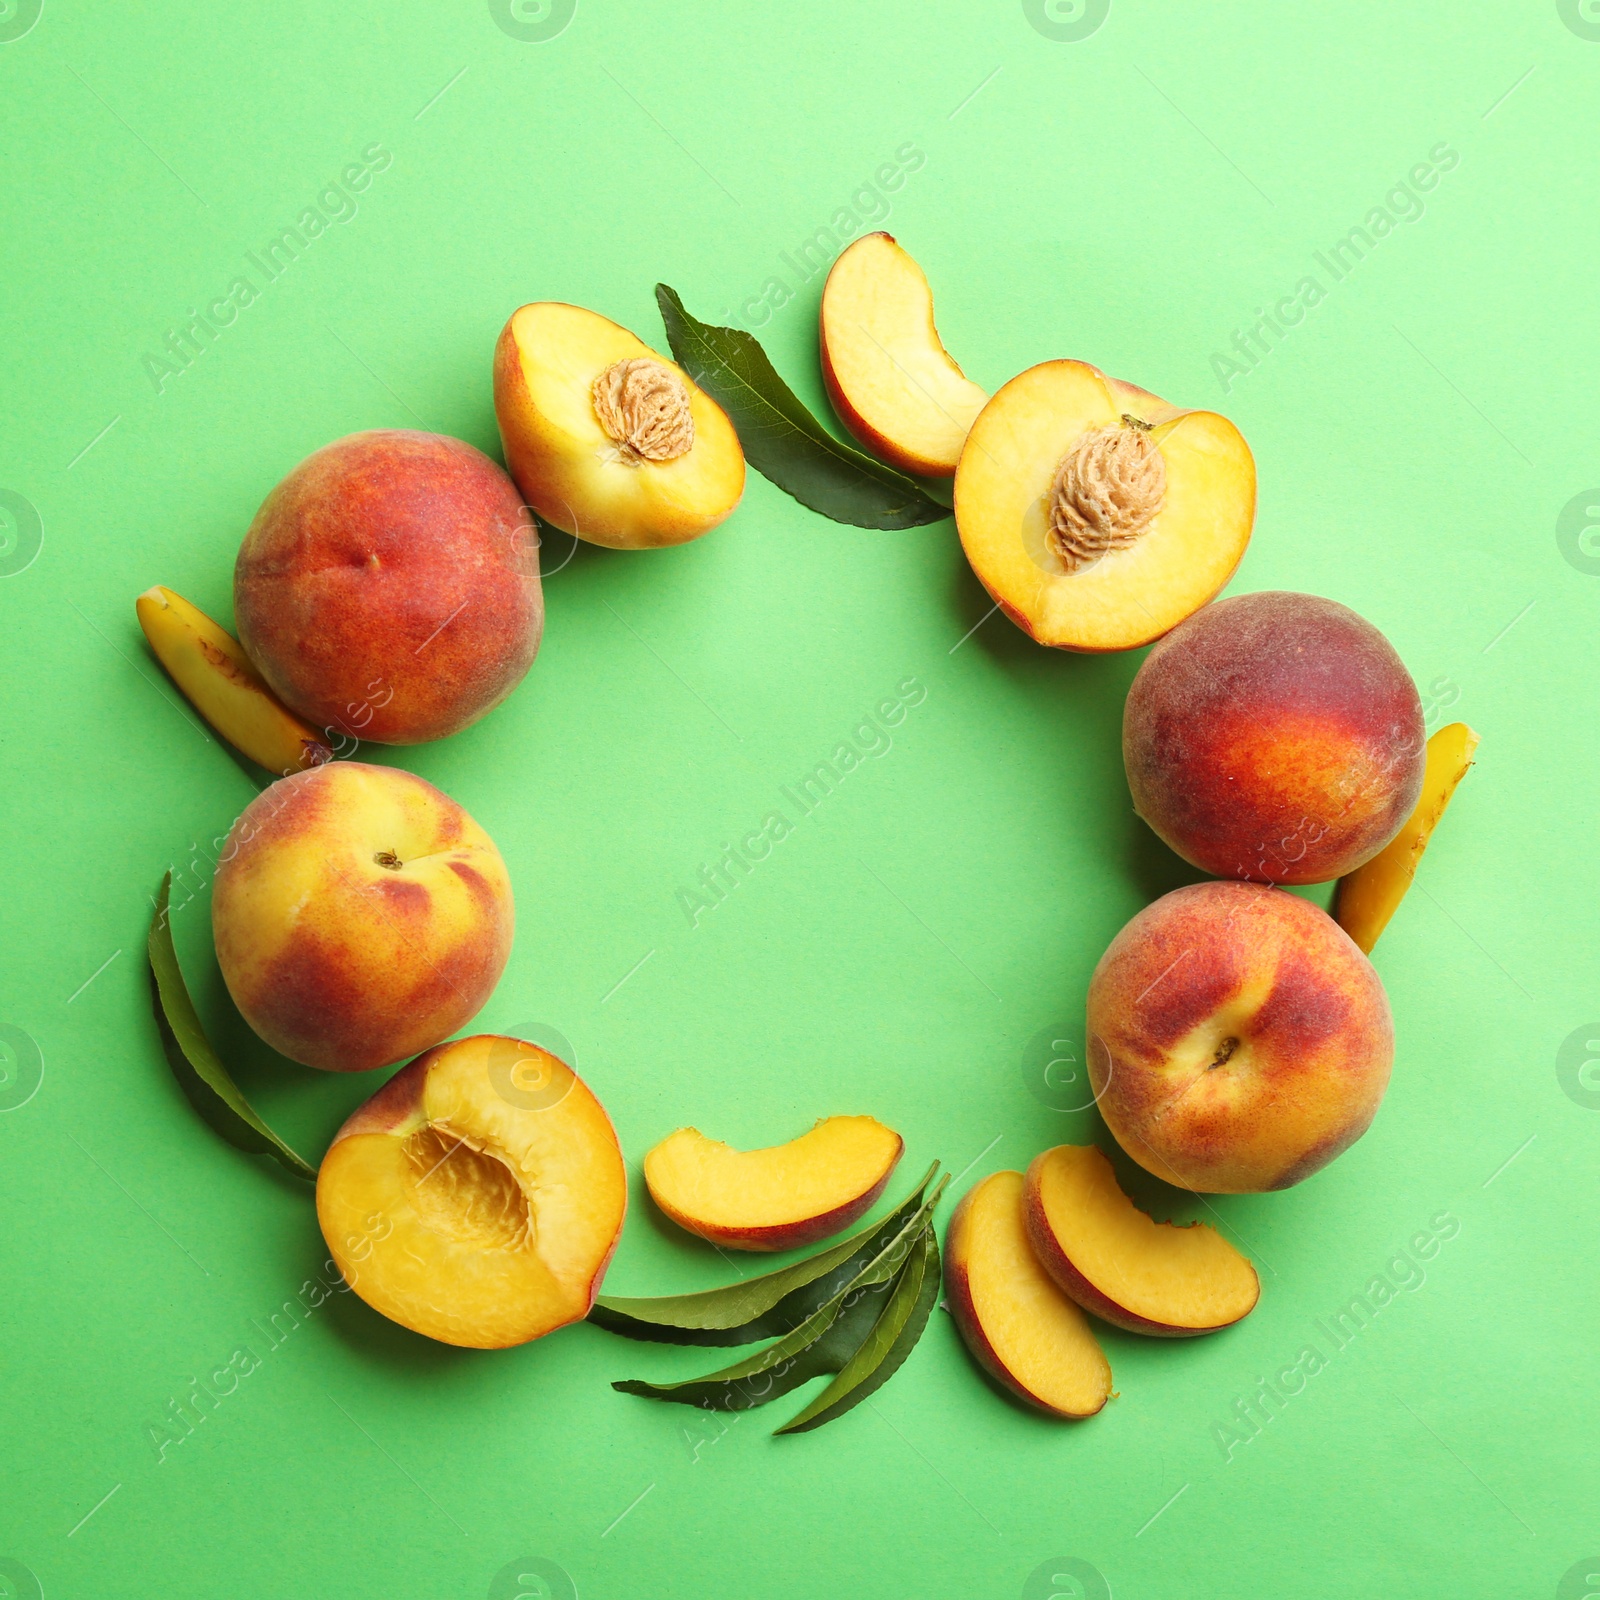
[235, 429, 542, 746]
[1086, 881, 1394, 1193]
[1123, 590, 1426, 884]
[212, 761, 512, 1073]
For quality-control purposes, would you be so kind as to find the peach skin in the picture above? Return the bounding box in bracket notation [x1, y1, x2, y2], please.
[235, 429, 542, 746]
[1086, 882, 1394, 1194]
[1123, 590, 1426, 884]
[212, 761, 512, 1072]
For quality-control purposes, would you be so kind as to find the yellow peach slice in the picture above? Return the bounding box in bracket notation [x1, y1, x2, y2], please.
[644, 1115, 902, 1252]
[317, 1035, 627, 1348]
[137, 585, 331, 774]
[1334, 721, 1480, 953]
[954, 360, 1255, 651]
[493, 301, 745, 550]
[944, 1170, 1111, 1418]
[1023, 1144, 1258, 1337]
[820, 232, 988, 477]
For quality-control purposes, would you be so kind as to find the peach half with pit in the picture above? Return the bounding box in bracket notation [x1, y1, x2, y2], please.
[493, 301, 744, 549]
[1087, 881, 1394, 1194]
[212, 761, 512, 1073]
[1123, 590, 1427, 884]
[944, 1170, 1112, 1419]
[235, 429, 542, 747]
[317, 1034, 627, 1348]
[820, 232, 988, 476]
[1023, 1144, 1259, 1336]
[644, 1115, 903, 1251]
[955, 359, 1255, 651]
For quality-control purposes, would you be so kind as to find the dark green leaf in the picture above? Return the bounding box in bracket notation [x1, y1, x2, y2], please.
[590, 1161, 937, 1344]
[611, 1272, 880, 1413]
[655, 284, 949, 531]
[609, 1176, 947, 1413]
[147, 873, 316, 1181]
[776, 1222, 940, 1434]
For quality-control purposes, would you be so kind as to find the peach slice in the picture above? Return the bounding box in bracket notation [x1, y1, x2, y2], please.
[1023, 1145, 1259, 1337]
[318, 1035, 627, 1348]
[1334, 722, 1480, 953]
[136, 585, 331, 775]
[944, 1170, 1112, 1418]
[820, 232, 988, 476]
[493, 301, 745, 550]
[954, 360, 1255, 651]
[643, 1116, 902, 1252]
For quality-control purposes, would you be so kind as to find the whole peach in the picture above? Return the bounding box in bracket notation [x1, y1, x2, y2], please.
[1086, 881, 1393, 1193]
[235, 430, 541, 746]
[1123, 591, 1425, 884]
[212, 761, 513, 1072]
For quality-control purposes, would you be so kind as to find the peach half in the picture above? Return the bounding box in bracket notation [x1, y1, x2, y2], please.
[820, 232, 988, 476]
[944, 1170, 1112, 1418]
[643, 1115, 902, 1251]
[212, 762, 512, 1073]
[493, 301, 745, 549]
[1023, 1145, 1259, 1337]
[954, 360, 1255, 651]
[318, 1035, 627, 1348]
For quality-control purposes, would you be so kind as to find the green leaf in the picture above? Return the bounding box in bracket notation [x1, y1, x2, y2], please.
[590, 1161, 937, 1344]
[776, 1222, 940, 1434]
[609, 1176, 947, 1414]
[654, 285, 949, 531]
[611, 1271, 877, 1413]
[147, 873, 316, 1182]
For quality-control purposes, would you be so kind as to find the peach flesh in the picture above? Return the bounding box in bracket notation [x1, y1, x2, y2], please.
[944, 1170, 1112, 1418]
[1087, 881, 1394, 1194]
[643, 1116, 903, 1251]
[1023, 1144, 1259, 1336]
[1334, 721, 1480, 953]
[819, 232, 987, 476]
[493, 301, 744, 550]
[954, 359, 1256, 652]
[235, 429, 542, 746]
[318, 1035, 627, 1348]
[1123, 590, 1426, 884]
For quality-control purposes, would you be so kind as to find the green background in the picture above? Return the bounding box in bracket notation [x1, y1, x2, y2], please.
[2, 2, 1594, 1595]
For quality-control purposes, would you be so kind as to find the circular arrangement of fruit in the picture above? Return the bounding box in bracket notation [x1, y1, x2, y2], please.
[142, 234, 1477, 1432]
